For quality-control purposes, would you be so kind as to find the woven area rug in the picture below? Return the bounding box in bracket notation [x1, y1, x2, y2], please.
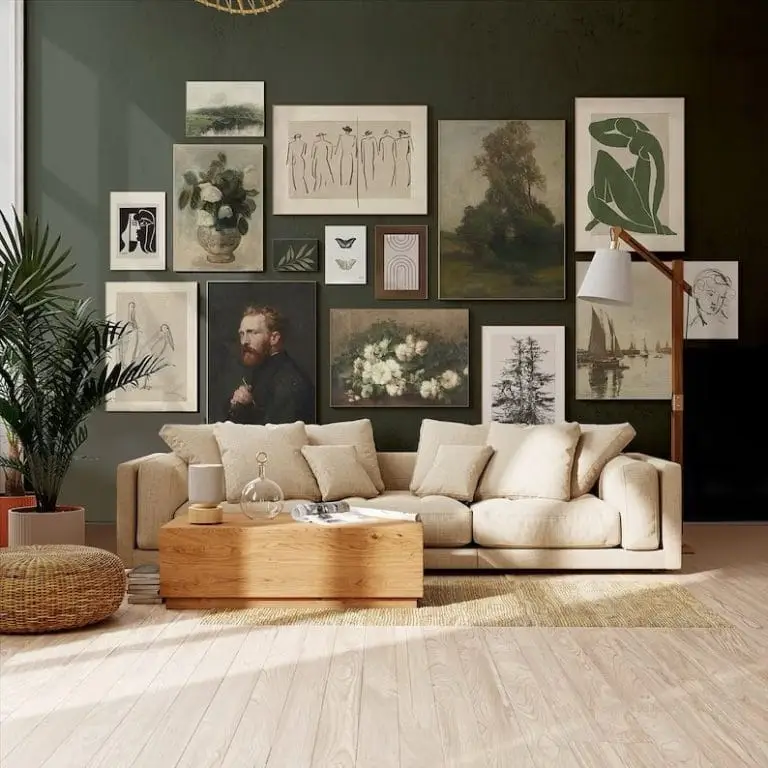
[200, 576, 731, 628]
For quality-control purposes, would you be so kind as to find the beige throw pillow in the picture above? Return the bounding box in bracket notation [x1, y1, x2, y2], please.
[571, 423, 636, 497]
[415, 444, 494, 502]
[213, 421, 320, 502]
[301, 445, 379, 501]
[305, 419, 384, 492]
[476, 422, 581, 501]
[159, 424, 221, 464]
[410, 419, 489, 492]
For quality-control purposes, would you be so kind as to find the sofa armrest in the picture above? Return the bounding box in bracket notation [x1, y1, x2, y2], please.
[599, 455, 659, 551]
[624, 452, 682, 569]
[135, 453, 188, 551]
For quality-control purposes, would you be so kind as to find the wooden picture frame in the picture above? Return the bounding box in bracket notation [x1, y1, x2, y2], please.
[374, 225, 428, 300]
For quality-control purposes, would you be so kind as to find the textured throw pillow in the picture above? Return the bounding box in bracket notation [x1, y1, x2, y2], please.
[571, 423, 636, 497]
[159, 424, 221, 465]
[305, 419, 384, 492]
[476, 422, 581, 501]
[213, 421, 320, 502]
[415, 444, 494, 502]
[301, 445, 379, 501]
[410, 419, 489, 492]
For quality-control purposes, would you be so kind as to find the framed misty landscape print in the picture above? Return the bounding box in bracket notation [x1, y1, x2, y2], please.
[330, 309, 469, 407]
[576, 261, 671, 400]
[438, 120, 565, 300]
[173, 145, 263, 273]
[575, 97, 685, 252]
[109, 192, 165, 271]
[186, 81, 265, 138]
[272, 105, 427, 215]
[482, 326, 565, 424]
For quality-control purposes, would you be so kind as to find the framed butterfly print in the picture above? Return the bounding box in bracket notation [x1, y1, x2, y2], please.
[375, 225, 428, 300]
[324, 225, 366, 284]
[272, 105, 428, 215]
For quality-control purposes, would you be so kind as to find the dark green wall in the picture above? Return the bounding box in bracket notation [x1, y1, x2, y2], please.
[26, 0, 768, 522]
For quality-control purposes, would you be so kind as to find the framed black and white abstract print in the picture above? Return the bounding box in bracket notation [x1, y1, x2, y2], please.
[110, 192, 166, 271]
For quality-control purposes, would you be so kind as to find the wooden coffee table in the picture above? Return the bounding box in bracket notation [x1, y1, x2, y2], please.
[159, 512, 423, 609]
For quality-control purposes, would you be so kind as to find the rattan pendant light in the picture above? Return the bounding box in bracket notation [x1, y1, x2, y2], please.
[195, 0, 286, 15]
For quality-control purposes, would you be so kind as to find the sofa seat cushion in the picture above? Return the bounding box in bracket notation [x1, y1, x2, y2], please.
[471, 495, 620, 549]
[347, 492, 472, 548]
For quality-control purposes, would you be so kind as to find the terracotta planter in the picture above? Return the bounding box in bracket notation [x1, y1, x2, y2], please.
[8, 505, 85, 547]
[197, 225, 241, 263]
[0, 495, 35, 548]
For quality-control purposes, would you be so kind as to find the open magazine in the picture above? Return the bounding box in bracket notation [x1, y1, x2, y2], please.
[291, 501, 420, 525]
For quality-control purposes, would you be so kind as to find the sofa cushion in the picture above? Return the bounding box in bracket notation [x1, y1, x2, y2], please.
[471, 495, 620, 548]
[301, 445, 379, 501]
[476, 422, 580, 501]
[159, 424, 220, 465]
[213, 422, 321, 502]
[410, 419, 488, 492]
[305, 420, 385, 492]
[572, 423, 636, 497]
[415, 444, 494, 502]
[348, 491, 472, 548]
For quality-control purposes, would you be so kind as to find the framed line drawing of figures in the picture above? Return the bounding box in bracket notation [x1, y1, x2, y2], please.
[482, 326, 565, 424]
[104, 282, 198, 412]
[109, 192, 165, 271]
[575, 97, 685, 252]
[272, 105, 427, 215]
[684, 261, 738, 340]
[375, 224, 428, 300]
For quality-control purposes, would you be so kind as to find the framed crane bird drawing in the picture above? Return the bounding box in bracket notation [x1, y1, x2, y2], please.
[104, 282, 198, 412]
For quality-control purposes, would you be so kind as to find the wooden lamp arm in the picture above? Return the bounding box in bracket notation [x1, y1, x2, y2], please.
[610, 227, 692, 296]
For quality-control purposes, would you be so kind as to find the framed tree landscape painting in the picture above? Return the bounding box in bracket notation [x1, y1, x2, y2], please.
[576, 261, 671, 400]
[104, 282, 198, 412]
[438, 120, 565, 300]
[575, 97, 685, 252]
[482, 326, 565, 424]
[272, 105, 427, 215]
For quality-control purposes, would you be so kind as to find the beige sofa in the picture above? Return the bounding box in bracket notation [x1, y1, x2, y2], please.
[117, 446, 681, 572]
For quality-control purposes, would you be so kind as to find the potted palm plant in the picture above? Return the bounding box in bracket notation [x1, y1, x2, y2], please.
[0, 210, 163, 546]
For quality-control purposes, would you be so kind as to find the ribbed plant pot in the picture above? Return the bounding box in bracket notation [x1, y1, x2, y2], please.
[8, 505, 85, 547]
[0, 495, 36, 547]
[197, 225, 240, 263]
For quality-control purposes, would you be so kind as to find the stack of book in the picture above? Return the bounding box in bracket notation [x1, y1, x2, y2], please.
[127, 563, 162, 605]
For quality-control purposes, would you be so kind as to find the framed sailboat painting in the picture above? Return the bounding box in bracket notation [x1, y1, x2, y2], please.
[576, 261, 671, 400]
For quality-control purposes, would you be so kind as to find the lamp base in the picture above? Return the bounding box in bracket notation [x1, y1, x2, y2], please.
[188, 503, 223, 525]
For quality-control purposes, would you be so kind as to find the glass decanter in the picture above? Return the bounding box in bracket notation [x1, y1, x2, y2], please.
[240, 451, 284, 520]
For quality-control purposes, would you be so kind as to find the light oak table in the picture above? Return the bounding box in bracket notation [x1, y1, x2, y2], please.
[159, 512, 424, 609]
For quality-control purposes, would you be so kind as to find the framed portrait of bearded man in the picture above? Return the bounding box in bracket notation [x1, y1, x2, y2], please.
[206, 281, 316, 424]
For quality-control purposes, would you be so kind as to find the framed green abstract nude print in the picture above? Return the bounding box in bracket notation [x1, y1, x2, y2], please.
[575, 98, 685, 253]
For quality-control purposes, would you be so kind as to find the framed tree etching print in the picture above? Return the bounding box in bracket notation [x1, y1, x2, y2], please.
[575, 97, 685, 252]
[482, 326, 565, 424]
[272, 105, 427, 215]
[104, 282, 198, 412]
[109, 192, 165, 271]
[375, 225, 427, 300]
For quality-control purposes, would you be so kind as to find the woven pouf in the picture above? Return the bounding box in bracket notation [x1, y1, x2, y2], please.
[0, 545, 126, 634]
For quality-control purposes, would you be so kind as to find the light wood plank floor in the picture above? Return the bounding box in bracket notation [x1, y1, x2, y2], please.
[1, 524, 766, 768]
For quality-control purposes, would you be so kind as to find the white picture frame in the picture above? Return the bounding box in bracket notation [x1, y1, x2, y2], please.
[482, 325, 565, 424]
[109, 192, 166, 271]
[324, 225, 367, 284]
[575, 97, 685, 252]
[272, 105, 428, 215]
[0, 0, 24, 215]
[684, 261, 739, 340]
[105, 282, 198, 412]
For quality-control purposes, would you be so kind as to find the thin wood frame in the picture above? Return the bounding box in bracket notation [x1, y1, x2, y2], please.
[374, 225, 428, 300]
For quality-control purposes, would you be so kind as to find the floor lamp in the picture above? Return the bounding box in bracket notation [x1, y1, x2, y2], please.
[577, 226, 692, 465]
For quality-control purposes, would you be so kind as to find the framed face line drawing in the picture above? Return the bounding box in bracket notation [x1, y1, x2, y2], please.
[375, 224, 428, 300]
[109, 192, 166, 271]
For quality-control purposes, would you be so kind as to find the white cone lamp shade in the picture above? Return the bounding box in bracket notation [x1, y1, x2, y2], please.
[188, 463, 224, 507]
[577, 248, 633, 305]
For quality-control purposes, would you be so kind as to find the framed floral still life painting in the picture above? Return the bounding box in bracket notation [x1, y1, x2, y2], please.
[330, 309, 468, 407]
[109, 192, 165, 271]
[374, 225, 428, 300]
[173, 144, 264, 272]
[575, 97, 684, 252]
